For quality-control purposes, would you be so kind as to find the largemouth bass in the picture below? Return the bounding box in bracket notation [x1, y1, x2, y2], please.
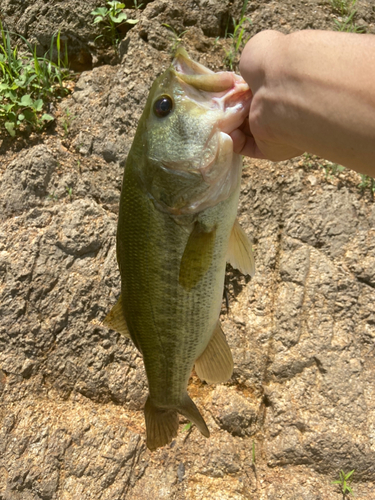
[105, 48, 254, 451]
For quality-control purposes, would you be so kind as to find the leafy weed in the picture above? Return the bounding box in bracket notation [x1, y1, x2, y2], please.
[358, 174, 375, 197]
[0, 22, 70, 136]
[321, 162, 345, 179]
[91, 1, 138, 51]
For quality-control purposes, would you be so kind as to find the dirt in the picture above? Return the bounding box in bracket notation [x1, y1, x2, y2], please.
[1, 0, 375, 499]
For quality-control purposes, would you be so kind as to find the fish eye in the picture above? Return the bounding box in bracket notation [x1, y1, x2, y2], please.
[153, 95, 173, 118]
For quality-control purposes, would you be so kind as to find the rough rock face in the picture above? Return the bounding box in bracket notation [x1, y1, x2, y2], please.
[1, 0, 375, 499]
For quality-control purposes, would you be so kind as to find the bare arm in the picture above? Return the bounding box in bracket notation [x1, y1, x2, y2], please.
[231, 30, 375, 177]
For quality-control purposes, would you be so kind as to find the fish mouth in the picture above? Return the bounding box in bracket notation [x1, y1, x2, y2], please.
[171, 47, 252, 135]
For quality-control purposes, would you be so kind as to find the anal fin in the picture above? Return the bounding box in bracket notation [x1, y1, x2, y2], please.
[195, 321, 233, 384]
[103, 294, 131, 339]
[226, 218, 255, 276]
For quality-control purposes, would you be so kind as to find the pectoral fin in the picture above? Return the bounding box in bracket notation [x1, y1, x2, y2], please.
[103, 294, 131, 339]
[179, 222, 216, 291]
[195, 321, 233, 384]
[226, 219, 255, 276]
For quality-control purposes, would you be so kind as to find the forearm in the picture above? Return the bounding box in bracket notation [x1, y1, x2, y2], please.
[240, 30, 375, 176]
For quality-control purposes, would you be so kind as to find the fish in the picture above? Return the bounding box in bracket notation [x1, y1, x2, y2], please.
[104, 47, 254, 451]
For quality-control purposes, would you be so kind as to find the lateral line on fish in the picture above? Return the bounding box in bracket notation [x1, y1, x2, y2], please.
[145, 195, 169, 382]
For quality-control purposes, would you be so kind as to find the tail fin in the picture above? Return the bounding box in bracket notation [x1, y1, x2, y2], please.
[144, 397, 179, 451]
[144, 394, 210, 451]
[178, 393, 210, 438]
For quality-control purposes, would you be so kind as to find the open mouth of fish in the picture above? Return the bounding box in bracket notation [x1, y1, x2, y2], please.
[172, 47, 252, 137]
[155, 48, 252, 214]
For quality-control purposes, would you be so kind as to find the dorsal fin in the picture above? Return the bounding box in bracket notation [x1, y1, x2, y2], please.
[226, 219, 255, 276]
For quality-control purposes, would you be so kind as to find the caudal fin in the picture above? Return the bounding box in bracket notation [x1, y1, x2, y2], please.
[144, 394, 210, 451]
[144, 397, 179, 451]
[178, 393, 210, 439]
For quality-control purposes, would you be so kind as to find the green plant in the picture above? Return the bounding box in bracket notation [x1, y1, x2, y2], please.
[252, 440, 256, 464]
[91, 1, 138, 50]
[0, 22, 70, 136]
[182, 422, 192, 432]
[47, 191, 58, 202]
[332, 469, 355, 497]
[321, 162, 345, 179]
[303, 152, 316, 168]
[62, 107, 75, 136]
[358, 174, 375, 195]
[329, 0, 356, 16]
[330, 0, 366, 32]
[334, 11, 366, 32]
[224, 0, 252, 70]
[66, 186, 73, 200]
[132, 0, 143, 10]
[162, 24, 188, 54]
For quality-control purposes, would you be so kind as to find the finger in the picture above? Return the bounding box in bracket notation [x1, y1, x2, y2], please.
[239, 117, 251, 135]
[230, 129, 266, 158]
[240, 31, 286, 89]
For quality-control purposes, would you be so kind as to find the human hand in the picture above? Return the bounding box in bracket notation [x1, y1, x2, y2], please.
[231, 30, 304, 161]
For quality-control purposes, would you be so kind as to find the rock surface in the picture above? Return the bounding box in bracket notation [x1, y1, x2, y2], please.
[1, 0, 375, 499]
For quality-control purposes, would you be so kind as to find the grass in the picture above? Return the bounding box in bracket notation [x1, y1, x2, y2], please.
[61, 107, 76, 136]
[66, 186, 73, 201]
[182, 422, 192, 432]
[302, 154, 346, 179]
[47, 191, 58, 202]
[332, 469, 355, 497]
[330, 0, 366, 32]
[91, 1, 138, 51]
[162, 24, 188, 54]
[303, 154, 375, 198]
[322, 162, 345, 179]
[330, 0, 357, 16]
[334, 10, 366, 32]
[132, 0, 143, 10]
[224, 0, 252, 70]
[0, 22, 70, 137]
[358, 173, 375, 197]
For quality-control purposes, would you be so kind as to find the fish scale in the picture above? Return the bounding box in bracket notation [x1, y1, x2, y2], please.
[120, 154, 240, 406]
